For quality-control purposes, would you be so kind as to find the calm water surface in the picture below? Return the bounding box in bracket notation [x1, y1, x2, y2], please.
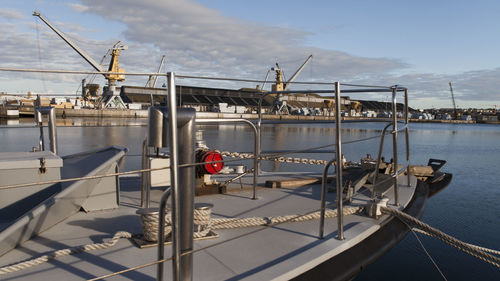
[0, 118, 499, 280]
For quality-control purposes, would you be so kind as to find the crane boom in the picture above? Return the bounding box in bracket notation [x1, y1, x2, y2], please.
[284, 54, 313, 90]
[146, 55, 166, 87]
[448, 82, 458, 119]
[33, 11, 105, 73]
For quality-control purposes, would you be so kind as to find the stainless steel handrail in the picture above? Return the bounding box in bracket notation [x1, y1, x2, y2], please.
[319, 159, 336, 239]
[153, 74, 411, 280]
[317, 82, 346, 240]
[333, 82, 344, 240]
[373, 122, 392, 188]
[157, 187, 171, 281]
[404, 88, 411, 186]
[391, 86, 399, 206]
[34, 107, 58, 154]
[140, 139, 150, 208]
[160, 72, 181, 281]
[157, 73, 196, 281]
[196, 118, 259, 200]
[255, 84, 411, 241]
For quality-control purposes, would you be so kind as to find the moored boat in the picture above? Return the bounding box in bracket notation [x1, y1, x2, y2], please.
[0, 76, 457, 281]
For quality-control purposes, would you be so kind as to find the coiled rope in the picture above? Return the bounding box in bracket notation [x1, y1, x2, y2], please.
[381, 206, 500, 268]
[0, 231, 132, 275]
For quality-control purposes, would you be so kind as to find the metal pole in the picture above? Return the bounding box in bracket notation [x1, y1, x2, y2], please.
[141, 139, 148, 208]
[158, 188, 171, 281]
[373, 122, 392, 191]
[391, 86, 399, 206]
[48, 107, 57, 154]
[334, 82, 344, 240]
[404, 88, 411, 187]
[158, 72, 181, 281]
[257, 96, 263, 174]
[319, 159, 336, 239]
[35, 110, 44, 151]
[177, 108, 196, 281]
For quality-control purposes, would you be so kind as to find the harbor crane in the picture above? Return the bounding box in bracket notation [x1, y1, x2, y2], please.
[33, 11, 127, 108]
[270, 54, 313, 114]
[448, 82, 458, 119]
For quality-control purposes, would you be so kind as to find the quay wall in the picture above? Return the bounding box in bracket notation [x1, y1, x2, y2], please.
[15, 107, 480, 124]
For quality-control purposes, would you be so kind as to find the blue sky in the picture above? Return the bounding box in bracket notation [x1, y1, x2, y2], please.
[1, 0, 499, 109]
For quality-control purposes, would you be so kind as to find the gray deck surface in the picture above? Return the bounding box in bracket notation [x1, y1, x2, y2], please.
[0, 171, 416, 281]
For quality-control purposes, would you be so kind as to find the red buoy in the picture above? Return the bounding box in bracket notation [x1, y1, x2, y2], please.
[201, 151, 224, 174]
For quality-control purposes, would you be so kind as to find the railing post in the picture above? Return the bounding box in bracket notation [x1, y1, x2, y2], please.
[176, 107, 196, 281]
[257, 96, 263, 175]
[167, 72, 182, 281]
[373, 122, 392, 195]
[334, 82, 344, 240]
[319, 159, 336, 239]
[34, 107, 58, 154]
[35, 109, 44, 151]
[404, 88, 411, 187]
[140, 139, 150, 208]
[391, 86, 399, 206]
[47, 107, 57, 154]
[157, 72, 196, 281]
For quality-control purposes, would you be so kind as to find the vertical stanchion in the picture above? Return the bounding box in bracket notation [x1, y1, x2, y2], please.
[157, 72, 181, 281]
[140, 139, 149, 208]
[334, 82, 344, 240]
[48, 107, 57, 154]
[35, 110, 44, 151]
[34, 107, 58, 154]
[404, 88, 411, 187]
[391, 86, 399, 206]
[257, 95, 263, 175]
[156, 72, 196, 281]
[319, 159, 335, 239]
[176, 107, 195, 281]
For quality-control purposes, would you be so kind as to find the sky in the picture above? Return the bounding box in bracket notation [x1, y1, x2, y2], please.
[1, 0, 499, 109]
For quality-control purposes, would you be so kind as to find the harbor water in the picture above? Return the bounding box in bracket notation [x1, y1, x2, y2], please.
[0, 118, 498, 280]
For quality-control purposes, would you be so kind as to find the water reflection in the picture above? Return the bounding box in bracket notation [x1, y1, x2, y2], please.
[1, 119, 498, 280]
[0, 117, 147, 127]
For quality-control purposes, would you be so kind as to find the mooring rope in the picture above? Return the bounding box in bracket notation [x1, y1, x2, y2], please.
[0, 231, 132, 275]
[411, 228, 500, 256]
[209, 207, 360, 229]
[381, 206, 500, 268]
[0, 206, 360, 275]
[5, 205, 496, 278]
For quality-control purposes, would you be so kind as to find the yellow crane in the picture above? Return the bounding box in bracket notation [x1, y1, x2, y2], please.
[33, 11, 127, 108]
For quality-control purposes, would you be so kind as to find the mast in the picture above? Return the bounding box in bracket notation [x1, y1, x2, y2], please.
[448, 82, 458, 119]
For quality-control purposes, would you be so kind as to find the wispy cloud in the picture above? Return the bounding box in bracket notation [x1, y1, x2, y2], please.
[0, 8, 24, 20]
[69, 3, 89, 13]
[77, 0, 405, 81]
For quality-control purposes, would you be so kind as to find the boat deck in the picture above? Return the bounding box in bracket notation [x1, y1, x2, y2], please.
[0, 171, 416, 281]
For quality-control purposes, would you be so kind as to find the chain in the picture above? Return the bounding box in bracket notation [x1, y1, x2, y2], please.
[216, 150, 329, 166]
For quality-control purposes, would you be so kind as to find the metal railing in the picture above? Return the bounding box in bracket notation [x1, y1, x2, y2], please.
[34, 107, 58, 154]
[0, 66, 412, 281]
[252, 82, 410, 240]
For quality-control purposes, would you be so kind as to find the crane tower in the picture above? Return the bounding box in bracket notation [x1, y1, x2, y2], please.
[33, 11, 127, 108]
